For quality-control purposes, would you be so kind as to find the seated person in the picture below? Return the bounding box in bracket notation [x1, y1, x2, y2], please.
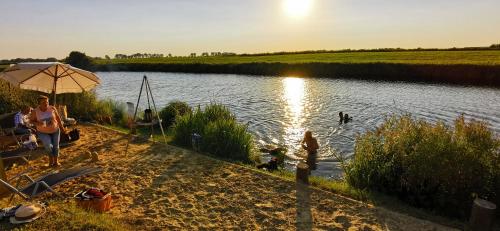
[14, 105, 35, 135]
[257, 147, 285, 171]
[257, 156, 279, 171]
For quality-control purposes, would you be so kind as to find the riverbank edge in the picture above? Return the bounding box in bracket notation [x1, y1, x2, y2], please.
[93, 62, 500, 87]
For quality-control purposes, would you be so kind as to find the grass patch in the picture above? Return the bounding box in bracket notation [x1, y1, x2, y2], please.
[0, 200, 129, 230]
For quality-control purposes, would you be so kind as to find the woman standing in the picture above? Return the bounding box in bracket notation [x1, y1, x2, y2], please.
[30, 95, 67, 167]
[301, 131, 319, 171]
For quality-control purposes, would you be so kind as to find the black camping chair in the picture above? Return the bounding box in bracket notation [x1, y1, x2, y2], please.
[0, 166, 102, 201]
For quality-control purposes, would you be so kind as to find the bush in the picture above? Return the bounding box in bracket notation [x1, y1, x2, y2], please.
[345, 115, 500, 218]
[172, 103, 258, 163]
[0, 79, 38, 115]
[65, 51, 93, 70]
[159, 101, 192, 128]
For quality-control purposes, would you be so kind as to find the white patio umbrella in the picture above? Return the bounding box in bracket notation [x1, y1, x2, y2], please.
[0, 62, 101, 103]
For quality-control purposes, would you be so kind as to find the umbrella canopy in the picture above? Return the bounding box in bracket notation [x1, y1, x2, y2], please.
[0, 62, 100, 102]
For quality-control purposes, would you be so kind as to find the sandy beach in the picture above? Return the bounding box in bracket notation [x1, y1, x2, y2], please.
[0, 124, 458, 230]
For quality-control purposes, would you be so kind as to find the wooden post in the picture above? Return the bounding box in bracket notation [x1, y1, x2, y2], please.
[469, 198, 496, 231]
[296, 162, 309, 185]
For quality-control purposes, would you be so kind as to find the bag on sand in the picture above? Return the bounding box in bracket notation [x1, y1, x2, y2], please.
[61, 128, 80, 143]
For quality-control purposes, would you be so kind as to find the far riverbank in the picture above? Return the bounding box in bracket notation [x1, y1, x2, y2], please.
[93, 50, 500, 87]
[94, 62, 500, 87]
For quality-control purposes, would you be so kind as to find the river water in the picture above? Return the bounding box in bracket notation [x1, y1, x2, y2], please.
[96, 72, 500, 178]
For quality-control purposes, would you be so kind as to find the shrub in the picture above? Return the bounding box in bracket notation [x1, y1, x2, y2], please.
[56, 92, 126, 125]
[159, 101, 192, 128]
[0, 79, 38, 115]
[172, 103, 258, 163]
[56, 91, 99, 120]
[345, 115, 500, 218]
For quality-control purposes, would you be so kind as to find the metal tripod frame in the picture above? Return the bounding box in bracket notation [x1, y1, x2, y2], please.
[125, 75, 167, 154]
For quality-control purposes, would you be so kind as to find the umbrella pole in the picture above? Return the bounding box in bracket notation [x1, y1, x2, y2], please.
[53, 77, 57, 105]
[53, 91, 57, 106]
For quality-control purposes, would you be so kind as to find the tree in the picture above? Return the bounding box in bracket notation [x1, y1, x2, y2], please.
[65, 51, 93, 70]
[105, 55, 111, 60]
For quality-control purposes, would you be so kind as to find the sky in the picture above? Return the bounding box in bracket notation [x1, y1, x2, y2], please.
[1, 0, 499, 59]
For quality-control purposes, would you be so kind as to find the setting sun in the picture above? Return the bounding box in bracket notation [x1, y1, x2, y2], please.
[283, 0, 313, 18]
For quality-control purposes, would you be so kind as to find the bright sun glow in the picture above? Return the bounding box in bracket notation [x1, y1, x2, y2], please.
[283, 0, 313, 18]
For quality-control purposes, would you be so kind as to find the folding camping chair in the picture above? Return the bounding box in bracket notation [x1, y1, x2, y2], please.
[1, 132, 38, 170]
[56, 105, 77, 126]
[0, 166, 102, 201]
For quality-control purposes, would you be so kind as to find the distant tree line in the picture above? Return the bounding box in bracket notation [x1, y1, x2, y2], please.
[239, 44, 500, 56]
[114, 53, 165, 59]
[0, 57, 58, 65]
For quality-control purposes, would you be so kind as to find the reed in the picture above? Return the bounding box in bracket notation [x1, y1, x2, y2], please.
[345, 115, 500, 218]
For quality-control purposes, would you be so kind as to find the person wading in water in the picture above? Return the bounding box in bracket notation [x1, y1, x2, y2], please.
[301, 131, 319, 172]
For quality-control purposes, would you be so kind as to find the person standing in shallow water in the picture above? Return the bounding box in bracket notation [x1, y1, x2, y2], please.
[301, 131, 319, 171]
[338, 112, 344, 124]
[30, 95, 67, 167]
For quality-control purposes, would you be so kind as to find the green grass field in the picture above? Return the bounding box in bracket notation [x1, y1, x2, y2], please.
[95, 50, 500, 65]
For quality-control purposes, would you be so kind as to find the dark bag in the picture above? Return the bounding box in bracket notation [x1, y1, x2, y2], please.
[61, 128, 80, 143]
[69, 128, 80, 141]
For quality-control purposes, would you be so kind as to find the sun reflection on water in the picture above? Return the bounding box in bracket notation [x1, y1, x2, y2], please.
[282, 77, 306, 159]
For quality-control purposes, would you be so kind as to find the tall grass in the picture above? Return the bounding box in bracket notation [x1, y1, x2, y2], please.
[56, 92, 127, 126]
[56, 91, 100, 120]
[172, 103, 258, 163]
[99, 99, 128, 127]
[345, 115, 500, 218]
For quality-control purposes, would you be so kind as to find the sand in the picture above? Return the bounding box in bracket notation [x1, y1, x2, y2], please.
[0, 124, 459, 230]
